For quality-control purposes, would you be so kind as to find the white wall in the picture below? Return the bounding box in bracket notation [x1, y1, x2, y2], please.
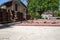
[41, 14, 52, 19]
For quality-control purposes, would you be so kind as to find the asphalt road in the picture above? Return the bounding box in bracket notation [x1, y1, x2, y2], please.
[0, 26, 60, 40]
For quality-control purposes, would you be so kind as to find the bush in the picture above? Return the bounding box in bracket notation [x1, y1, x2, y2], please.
[55, 10, 60, 17]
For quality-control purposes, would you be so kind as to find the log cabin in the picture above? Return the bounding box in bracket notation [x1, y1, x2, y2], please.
[0, 0, 28, 23]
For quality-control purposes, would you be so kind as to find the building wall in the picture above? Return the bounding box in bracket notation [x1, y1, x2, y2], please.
[18, 3, 27, 19]
[18, 3, 26, 13]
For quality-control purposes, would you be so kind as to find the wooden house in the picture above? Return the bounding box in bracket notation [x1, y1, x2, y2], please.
[0, 0, 27, 23]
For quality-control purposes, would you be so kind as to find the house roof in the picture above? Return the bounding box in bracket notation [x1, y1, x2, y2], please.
[0, 0, 27, 8]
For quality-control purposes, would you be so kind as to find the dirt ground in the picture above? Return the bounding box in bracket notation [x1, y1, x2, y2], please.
[13, 19, 60, 26]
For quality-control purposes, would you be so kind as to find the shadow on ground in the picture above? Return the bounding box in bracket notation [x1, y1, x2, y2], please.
[0, 23, 15, 29]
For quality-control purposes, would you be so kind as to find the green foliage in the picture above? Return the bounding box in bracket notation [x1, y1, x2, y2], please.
[27, 0, 59, 19]
[36, 14, 42, 19]
[55, 10, 60, 17]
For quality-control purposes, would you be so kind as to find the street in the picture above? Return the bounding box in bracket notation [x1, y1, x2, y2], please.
[0, 26, 60, 40]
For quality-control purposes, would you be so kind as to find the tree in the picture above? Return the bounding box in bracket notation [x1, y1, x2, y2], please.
[27, 0, 59, 19]
[55, 10, 60, 17]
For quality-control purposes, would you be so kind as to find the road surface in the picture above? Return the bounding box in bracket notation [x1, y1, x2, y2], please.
[0, 26, 60, 40]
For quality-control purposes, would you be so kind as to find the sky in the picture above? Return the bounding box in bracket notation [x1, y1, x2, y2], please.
[0, 0, 9, 5]
[21, 0, 27, 5]
[0, 0, 27, 5]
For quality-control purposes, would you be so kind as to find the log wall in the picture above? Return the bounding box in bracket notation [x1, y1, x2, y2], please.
[0, 9, 31, 24]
